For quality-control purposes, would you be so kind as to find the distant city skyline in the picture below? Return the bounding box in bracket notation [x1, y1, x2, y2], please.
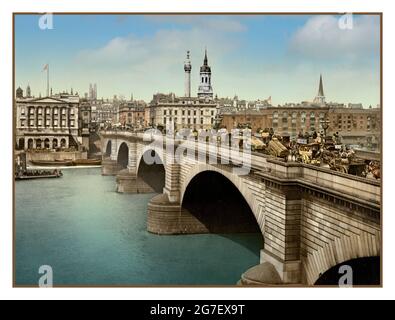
[15, 14, 380, 107]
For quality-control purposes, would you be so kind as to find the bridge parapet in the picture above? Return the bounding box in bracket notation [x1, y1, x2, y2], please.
[100, 130, 380, 207]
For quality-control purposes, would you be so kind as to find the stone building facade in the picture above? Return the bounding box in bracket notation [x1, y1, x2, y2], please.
[118, 101, 146, 129]
[15, 93, 81, 150]
[220, 105, 381, 149]
[147, 50, 218, 131]
[149, 93, 217, 131]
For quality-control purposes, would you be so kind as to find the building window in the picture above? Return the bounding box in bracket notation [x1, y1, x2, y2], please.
[46, 119, 50, 127]
[38, 119, 42, 126]
[301, 112, 306, 123]
[200, 118, 203, 125]
[70, 120, 75, 127]
[21, 107, 25, 115]
[292, 112, 297, 127]
[282, 111, 288, 124]
[62, 108, 66, 115]
[29, 119, 34, 126]
[164, 110, 167, 115]
[61, 120, 66, 127]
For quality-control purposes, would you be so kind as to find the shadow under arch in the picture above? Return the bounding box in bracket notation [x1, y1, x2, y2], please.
[314, 256, 380, 286]
[137, 149, 165, 193]
[303, 231, 381, 285]
[117, 142, 129, 169]
[104, 140, 112, 157]
[181, 170, 262, 235]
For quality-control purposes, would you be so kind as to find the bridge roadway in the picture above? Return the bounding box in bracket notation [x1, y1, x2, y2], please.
[100, 130, 381, 286]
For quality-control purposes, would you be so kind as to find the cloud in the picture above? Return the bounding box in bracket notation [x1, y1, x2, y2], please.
[76, 28, 241, 73]
[74, 18, 247, 99]
[289, 15, 380, 60]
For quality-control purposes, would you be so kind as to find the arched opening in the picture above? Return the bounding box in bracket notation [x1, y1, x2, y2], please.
[105, 140, 112, 157]
[18, 138, 25, 150]
[36, 139, 42, 149]
[60, 138, 66, 148]
[53, 139, 58, 149]
[137, 150, 165, 193]
[117, 142, 129, 169]
[44, 138, 50, 149]
[182, 171, 261, 234]
[314, 256, 380, 286]
[27, 139, 33, 149]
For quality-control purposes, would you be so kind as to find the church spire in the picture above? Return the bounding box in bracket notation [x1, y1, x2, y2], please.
[198, 48, 213, 99]
[318, 74, 324, 97]
[204, 48, 208, 66]
[314, 74, 326, 105]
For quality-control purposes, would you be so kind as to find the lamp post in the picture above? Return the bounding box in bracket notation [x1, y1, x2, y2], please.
[319, 114, 330, 165]
[320, 115, 330, 144]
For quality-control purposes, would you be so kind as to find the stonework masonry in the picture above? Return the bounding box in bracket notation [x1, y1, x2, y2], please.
[101, 131, 381, 285]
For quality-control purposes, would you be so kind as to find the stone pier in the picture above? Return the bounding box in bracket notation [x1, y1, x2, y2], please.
[116, 169, 156, 193]
[101, 158, 122, 176]
[147, 193, 208, 234]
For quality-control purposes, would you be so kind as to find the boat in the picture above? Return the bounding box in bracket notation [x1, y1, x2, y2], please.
[15, 170, 63, 180]
[30, 160, 74, 166]
[72, 159, 102, 166]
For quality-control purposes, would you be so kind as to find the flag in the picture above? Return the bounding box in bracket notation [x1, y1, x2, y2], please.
[42, 64, 48, 72]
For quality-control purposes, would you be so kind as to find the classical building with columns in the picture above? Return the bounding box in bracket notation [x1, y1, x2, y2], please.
[148, 50, 218, 131]
[15, 90, 81, 150]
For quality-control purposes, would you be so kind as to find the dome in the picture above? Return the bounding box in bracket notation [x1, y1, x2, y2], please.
[239, 262, 283, 285]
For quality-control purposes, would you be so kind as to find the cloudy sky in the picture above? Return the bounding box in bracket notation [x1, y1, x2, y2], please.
[15, 14, 380, 107]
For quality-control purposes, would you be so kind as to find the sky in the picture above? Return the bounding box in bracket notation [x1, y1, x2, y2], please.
[15, 14, 380, 107]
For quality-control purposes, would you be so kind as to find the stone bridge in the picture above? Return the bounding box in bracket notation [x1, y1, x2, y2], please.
[100, 130, 381, 286]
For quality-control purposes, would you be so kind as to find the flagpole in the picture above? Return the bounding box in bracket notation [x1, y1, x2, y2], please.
[47, 64, 49, 97]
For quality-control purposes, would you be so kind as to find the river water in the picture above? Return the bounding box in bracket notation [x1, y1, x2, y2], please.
[15, 167, 262, 286]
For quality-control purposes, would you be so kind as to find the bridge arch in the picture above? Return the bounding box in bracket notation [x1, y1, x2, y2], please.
[181, 164, 263, 234]
[181, 163, 264, 233]
[304, 231, 381, 285]
[104, 140, 112, 157]
[136, 146, 166, 193]
[136, 144, 165, 172]
[117, 142, 129, 169]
